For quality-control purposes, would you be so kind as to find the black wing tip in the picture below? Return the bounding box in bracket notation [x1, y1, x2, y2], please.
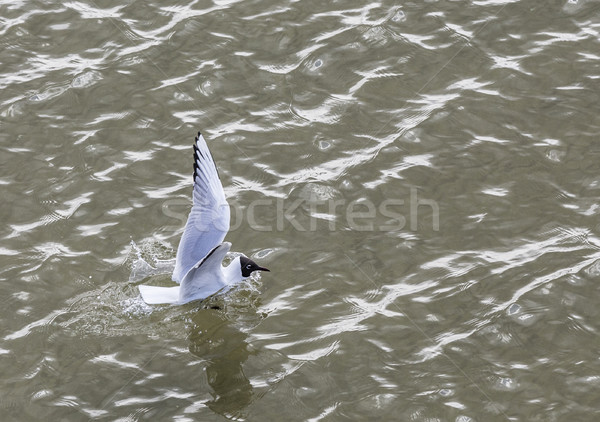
[193, 131, 203, 153]
[192, 142, 200, 181]
[191, 130, 221, 182]
[192, 161, 199, 180]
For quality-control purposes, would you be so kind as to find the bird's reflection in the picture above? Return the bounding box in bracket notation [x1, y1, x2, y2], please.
[187, 307, 254, 418]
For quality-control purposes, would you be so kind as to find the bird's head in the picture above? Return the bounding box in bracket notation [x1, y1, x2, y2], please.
[239, 256, 270, 278]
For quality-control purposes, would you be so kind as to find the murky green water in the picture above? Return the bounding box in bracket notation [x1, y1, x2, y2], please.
[2, 0, 600, 420]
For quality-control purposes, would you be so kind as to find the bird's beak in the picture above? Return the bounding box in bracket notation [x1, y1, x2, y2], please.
[258, 266, 270, 272]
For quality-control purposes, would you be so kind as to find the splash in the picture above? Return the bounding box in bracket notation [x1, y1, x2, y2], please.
[128, 239, 176, 283]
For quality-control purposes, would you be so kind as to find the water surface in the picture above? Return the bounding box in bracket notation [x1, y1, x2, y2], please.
[2, 0, 600, 420]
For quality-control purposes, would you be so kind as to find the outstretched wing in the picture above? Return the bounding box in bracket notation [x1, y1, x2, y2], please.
[172, 132, 230, 283]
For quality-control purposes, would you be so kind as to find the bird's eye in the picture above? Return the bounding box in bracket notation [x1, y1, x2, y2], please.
[246, 264, 252, 269]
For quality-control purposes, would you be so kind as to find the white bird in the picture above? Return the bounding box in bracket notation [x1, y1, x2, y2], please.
[139, 132, 269, 305]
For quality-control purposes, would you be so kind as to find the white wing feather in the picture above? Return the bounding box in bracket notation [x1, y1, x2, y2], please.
[178, 242, 231, 303]
[172, 132, 230, 283]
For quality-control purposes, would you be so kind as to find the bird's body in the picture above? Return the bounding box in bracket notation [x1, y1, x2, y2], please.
[138, 132, 269, 305]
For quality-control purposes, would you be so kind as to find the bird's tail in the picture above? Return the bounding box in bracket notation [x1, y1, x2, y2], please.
[139, 285, 180, 304]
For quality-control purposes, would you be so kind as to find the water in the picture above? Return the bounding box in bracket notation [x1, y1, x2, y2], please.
[2, 0, 600, 420]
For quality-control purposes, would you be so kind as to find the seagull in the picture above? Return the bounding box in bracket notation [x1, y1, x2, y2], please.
[139, 132, 269, 305]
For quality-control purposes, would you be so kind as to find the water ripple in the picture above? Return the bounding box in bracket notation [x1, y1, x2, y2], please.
[2, 0, 600, 420]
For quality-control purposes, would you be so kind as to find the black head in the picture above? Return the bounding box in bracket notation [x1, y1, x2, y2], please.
[239, 256, 270, 278]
